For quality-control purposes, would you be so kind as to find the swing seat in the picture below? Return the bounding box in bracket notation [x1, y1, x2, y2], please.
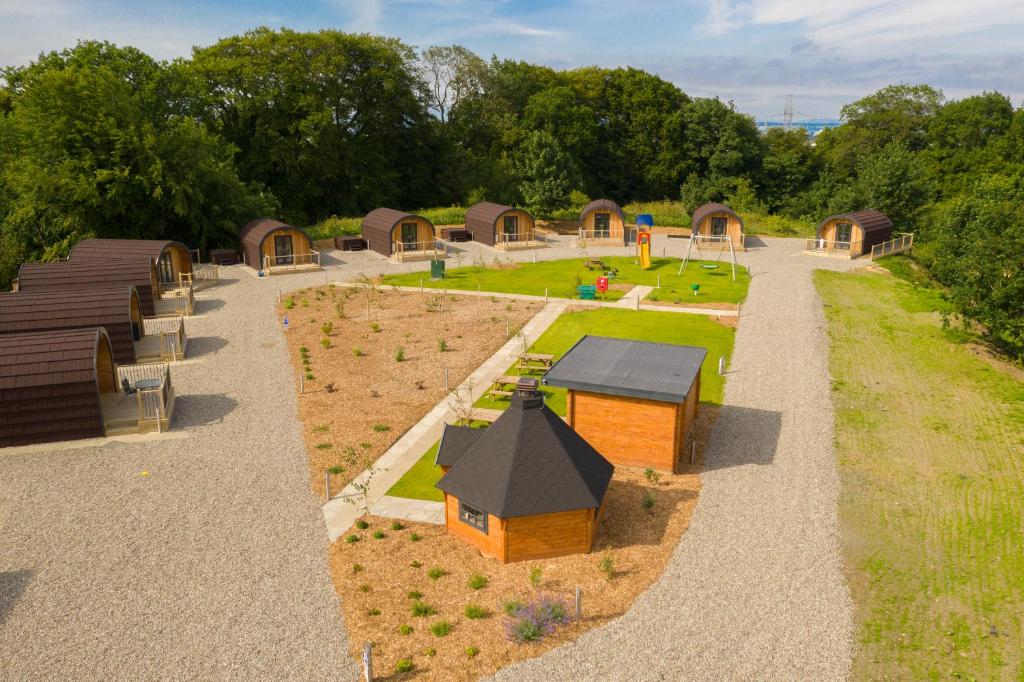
[700, 263, 719, 269]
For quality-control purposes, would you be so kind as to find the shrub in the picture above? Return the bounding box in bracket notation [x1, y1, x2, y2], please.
[302, 357, 311, 366]
[352, 563, 363, 574]
[373, 424, 390, 433]
[410, 560, 422, 568]
[398, 624, 413, 636]
[464, 604, 488, 620]
[466, 646, 480, 658]
[320, 322, 333, 336]
[353, 347, 364, 357]
[648, 292, 659, 302]
[411, 601, 436, 617]
[313, 424, 329, 433]
[370, 323, 381, 333]
[355, 519, 369, 530]
[394, 347, 405, 362]
[423, 647, 436, 657]
[283, 297, 295, 310]
[395, 658, 413, 673]
[503, 594, 571, 643]
[320, 338, 331, 349]
[430, 620, 453, 637]
[305, 372, 314, 380]
[345, 534, 359, 544]
[406, 590, 422, 600]
[372, 530, 386, 539]
[366, 608, 380, 616]
[358, 584, 370, 593]
[438, 339, 448, 352]
[642, 490, 656, 511]
[409, 533, 422, 542]
[324, 382, 336, 393]
[467, 574, 489, 590]
[415, 380, 425, 390]
[299, 346, 309, 354]
[643, 467, 661, 485]
[300, 299, 309, 307]
[390, 521, 404, 531]
[427, 567, 447, 580]
[327, 465, 344, 475]
[598, 553, 615, 580]
[528, 566, 542, 587]
[503, 599, 524, 616]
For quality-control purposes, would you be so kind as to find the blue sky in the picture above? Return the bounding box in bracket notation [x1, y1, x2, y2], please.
[2, 0, 1022, 118]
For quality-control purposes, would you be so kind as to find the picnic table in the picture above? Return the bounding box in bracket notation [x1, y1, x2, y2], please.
[517, 352, 555, 374]
[583, 259, 606, 271]
[487, 374, 521, 399]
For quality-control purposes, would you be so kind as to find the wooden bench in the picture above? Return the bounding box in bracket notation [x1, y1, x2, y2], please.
[583, 259, 606, 271]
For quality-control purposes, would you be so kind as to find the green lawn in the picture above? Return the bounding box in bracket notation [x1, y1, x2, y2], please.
[816, 263, 1024, 680]
[388, 306, 737, 501]
[380, 256, 750, 305]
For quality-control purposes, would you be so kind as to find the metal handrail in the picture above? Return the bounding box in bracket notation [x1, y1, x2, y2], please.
[870, 233, 914, 259]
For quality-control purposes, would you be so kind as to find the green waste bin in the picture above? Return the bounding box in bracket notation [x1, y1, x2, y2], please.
[430, 259, 446, 280]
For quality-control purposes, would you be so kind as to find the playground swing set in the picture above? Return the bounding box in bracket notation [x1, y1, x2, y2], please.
[678, 232, 738, 283]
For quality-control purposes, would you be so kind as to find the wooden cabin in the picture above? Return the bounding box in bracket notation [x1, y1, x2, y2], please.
[70, 238, 193, 288]
[14, 260, 162, 316]
[579, 199, 627, 245]
[435, 392, 614, 563]
[239, 218, 320, 274]
[543, 336, 706, 472]
[464, 202, 537, 250]
[361, 208, 438, 261]
[814, 210, 893, 257]
[0, 287, 185, 364]
[691, 203, 745, 251]
[0, 328, 175, 447]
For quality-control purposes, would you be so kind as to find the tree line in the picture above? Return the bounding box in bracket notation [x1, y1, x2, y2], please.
[0, 28, 1020, 355]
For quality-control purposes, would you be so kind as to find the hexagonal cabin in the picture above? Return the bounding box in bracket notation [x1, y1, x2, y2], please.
[14, 260, 162, 316]
[814, 210, 893, 257]
[691, 203, 745, 251]
[464, 202, 537, 249]
[69, 238, 193, 288]
[435, 392, 614, 563]
[239, 218, 319, 275]
[579, 199, 627, 245]
[361, 208, 438, 261]
[543, 336, 706, 472]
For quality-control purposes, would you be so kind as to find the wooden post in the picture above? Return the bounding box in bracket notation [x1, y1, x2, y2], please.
[299, 372, 304, 394]
[444, 368, 449, 391]
[544, 287, 548, 302]
[506, 319, 510, 338]
[420, 279, 423, 292]
[362, 642, 373, 682]
[718, 356, 725, 375]
[635, 296, 640, 311]
[690, 442, 696, 465]
[575, 586, 582, 619]
[325, 471, 331, 500]
[657, 274, 660, 288]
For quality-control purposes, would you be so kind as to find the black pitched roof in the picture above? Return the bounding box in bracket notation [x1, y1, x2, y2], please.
[435, 424, 486, 468]
[543, 335, 707, 403]
[436, 394, 614, 518]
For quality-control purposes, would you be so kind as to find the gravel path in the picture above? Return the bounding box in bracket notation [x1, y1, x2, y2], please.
[491, 238, 862, 681]
[0, 271, 358, 679]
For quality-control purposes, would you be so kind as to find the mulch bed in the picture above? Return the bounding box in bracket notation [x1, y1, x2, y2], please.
[279, 285, 537, 497]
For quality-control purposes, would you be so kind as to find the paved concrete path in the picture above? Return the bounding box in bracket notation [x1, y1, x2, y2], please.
[491, 238, 863, 681]
[321, 301, 568, 541]
[369, 496, 445, 525]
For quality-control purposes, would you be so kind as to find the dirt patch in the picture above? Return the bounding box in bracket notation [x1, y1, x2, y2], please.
[279, 286, 536, 496]
[965, 343, 1024, 380]
[330, 408, 715, 680]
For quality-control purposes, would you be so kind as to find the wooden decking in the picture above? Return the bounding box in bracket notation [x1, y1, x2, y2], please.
[101, 389, 175, 435]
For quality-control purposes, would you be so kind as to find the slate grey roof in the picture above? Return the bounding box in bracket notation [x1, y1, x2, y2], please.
[434, 424, 485, 468]
[543, 335, 706, 403]
[436, 394, 613, 519]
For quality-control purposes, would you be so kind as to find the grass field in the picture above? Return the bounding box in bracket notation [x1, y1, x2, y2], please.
[388, 307, 737, 501]
[815, 263, 1024, 680]
[381, 256, 750, 305]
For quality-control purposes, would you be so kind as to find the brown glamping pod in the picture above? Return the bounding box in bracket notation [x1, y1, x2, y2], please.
[0, 328, 118, 447]
[14, 260, 162, 316]
[690, 203, 745, 251]
[543, 336, 706, 472]
[578, 199, 627, 245]
[464, 202, 537, 249]
[239, 218, 319, 274]
[814, 210, 893, 257]
[435, 391, 614, 563]
[70, 238, 193, 287]
[361, 208, 438, 261]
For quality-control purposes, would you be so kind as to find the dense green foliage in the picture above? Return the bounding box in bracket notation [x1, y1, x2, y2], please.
[1, 33, 1021, 354]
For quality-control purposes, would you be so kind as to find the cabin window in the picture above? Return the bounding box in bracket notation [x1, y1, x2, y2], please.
[594, 212, 610, 237]
[711, 217, 727, 237]
[401, 222, 418, 250]
[503, 215, 518, 239]
[459, 502, 488, 533]
[157, 252, 174, 284]
[835, 222, 853, 248]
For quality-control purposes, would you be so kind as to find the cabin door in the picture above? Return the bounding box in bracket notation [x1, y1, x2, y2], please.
[835, 223, 852, 249]
[711, 217, 727, 237]
[157, 253, 174, 284]
[401, 222, 418, 251]
[594, 213, 610, 238]
[274, 234, 294, 265]
[502, 215, 518, 242]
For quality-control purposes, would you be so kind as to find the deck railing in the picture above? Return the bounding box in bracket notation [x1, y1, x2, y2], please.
[804, 238, 863, 258]
[179, 264, 218, 291]
[496, 231, 541, 249]
[577, 228, 625, 245]
[116, 363, 173, 433]
[393, 239, 442, 261]
[262, 250, 320, 272]
[870, 233, 914, 259]
[167, 280, 195, 315]
[143, 316, 187, 360]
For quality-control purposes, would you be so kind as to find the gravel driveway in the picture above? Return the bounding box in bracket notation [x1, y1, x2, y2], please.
[491, 238, 862, 681]
[0, 270, 358, 679]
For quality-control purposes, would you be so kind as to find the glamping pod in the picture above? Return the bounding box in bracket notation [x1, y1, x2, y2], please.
[464, 202, 537, 249]
[0, 328, 118, 447]
[435, 392, 614, 563]
[0, 288, 147, 364]
[815, 210, 893, 257]
[70, 238, 192, 286]
[14, 260, 162, 316]
[690, 203, 745, 251]
[578, 199, 627, 245]
[239, 218, 319, 274]
[361, 208, 438, 261]
[543, 336, 706, 472]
